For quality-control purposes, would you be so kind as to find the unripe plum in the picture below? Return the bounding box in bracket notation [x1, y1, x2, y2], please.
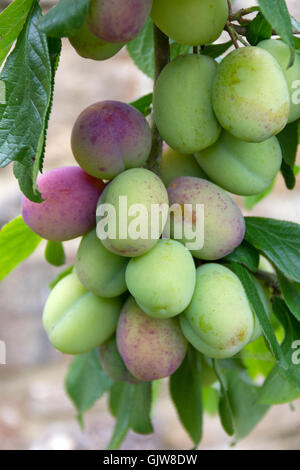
[125, 239, 196, 319]
[96, 168, 169, 257]
[43, 272, 121, 355]
[180, 264, 254, 359]
[167, 177, 245, 260]
[75, 229, 128, 298]
[69, 20, 123, 61]
[99, 335, 139, 383]
[258, 39, 300, 123]
[153, 54, 221, 154]
[195, 131, 282, 196]
[22, 166, 105, 241]
[212, 47, 290, 142]
[117, 297, 187, 381]
[88, 0, 153, 44]
[161, 145, 208, 187]
[71, 101, 152, 179]
[151, 0, 228, 46]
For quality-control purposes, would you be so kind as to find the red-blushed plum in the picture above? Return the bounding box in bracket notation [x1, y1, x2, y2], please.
[88, 0, 153, 44]
[69, 20, 123, 60]
[22, 167, 105, 241]
[99, 335, 139, 383]
[71, 101, 152, 179]
[167, 176, 245, 260]
[43, 272, 121, 355]
[117, 297, 187, 381]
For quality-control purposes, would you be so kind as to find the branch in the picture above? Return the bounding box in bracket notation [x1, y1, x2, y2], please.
[255, 270, 281, 295]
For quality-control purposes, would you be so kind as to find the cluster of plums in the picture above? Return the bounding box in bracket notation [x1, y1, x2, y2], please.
[21, 0, 299, 383]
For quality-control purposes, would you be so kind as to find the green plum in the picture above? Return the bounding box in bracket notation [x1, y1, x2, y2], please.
[99, 335, 139, 383]
[161, 145, 208, 187]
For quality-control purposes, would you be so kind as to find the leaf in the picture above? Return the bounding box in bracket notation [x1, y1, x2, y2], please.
[108, 383, 136, 450]
[243, 178, 276, 211]
[170, 347, 203, 446]
[130, 383, 153, 435]
[246, 12, 272, 46]
[65, 349, 113, 427]
[0, 2, 52, 202]
[38, 0, 89, 38]
[224, 240, 259, 272]
[277, 121, 298, 167]
[202, 41, 233, 59]
[291, 18, 300, 33]
[281, 159, 296, 189]
[277, 271, 300, 322]
[258, 0, 295, 53]
[130, 93, 152, 116]
[213, 360, 235, 436]
[245, 217, 300, 282]
[49, 265, 74, 289]
[109, 382, 124, 418]
[127, 17, 154, 79]
[0, 216, 41, 280]
[241, 335, 275, 380]
[258, 367, 300, 405]
[230, 262, 285, 366]
[170, 42, 192, 60]
[202, 387, 219, 416]
[45, 241, 66, 267]
[0, 0, 34, 66]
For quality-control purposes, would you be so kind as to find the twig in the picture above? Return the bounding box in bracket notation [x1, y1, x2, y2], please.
[230, 6, 260, 21]
[225, 21, 240, 49]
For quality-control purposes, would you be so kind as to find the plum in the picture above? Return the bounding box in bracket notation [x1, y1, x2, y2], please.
[99, 335, 139, 383]
[161, 145, 208, 187]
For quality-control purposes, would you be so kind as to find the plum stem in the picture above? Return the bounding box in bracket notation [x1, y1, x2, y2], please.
[225, 21, 240, 49]
[146, 25, 170, 174]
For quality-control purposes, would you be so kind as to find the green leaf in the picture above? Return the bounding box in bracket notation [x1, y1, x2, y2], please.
[246, 12, 272, 46]
[277, 121, 298, 166]
[243, 178, 276, 211]
[38, 0, 89, 38]
[108, 383, 136, 450]
[0, 216, 41, 281]
[202, 387, 219, 416]
[224, 240, 259, 272]
[230, 262, 285, 366]
[241, 335, 275, 380]
[291, 18, 300, 33]
[127, 17, 154, 79]
[0, 2, 52, 202]
[130, 383, 153, 435]
[170, 347, 203, 446]
[213, 360, 235, 436]
[277, 271, 300, 322]
[130, 93, 152, 116]
[258, 367, 300, 405]
[109, 382, 124, 418]
[49, 265, 74, 289]
[45, 241, 66, 267]
[245, 217, 300, 282]
[202, 41, 233, 59]
[257, 0, 295, 53]
[65, 349, 113, 427]
[281, 159, 296, 189]
[170, 42, 192, 60]
[0, 0, 34, 66]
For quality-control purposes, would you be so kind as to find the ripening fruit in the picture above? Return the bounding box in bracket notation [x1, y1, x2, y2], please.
[88, 0, 153, 44]
[71, 101, 152, 180]
[75, 229, 128, 298]
[151, 0, 228, 46]
[212, 47, 290, 142]
[96, 168, 169, 257]
[69, 20, 123, 60]
[22, 167, 105, 241]
[153, 54, 221, 154]
[167, 177, 245, 260]
[195, 131, 282, 196]
[180, 264, 254, 359]
[258, 39, 300, 123]
[99, 335, 139, 383]
[125, 239, 196, 319]
[117, 297, 187, 381]
[161, 145, 208, 187]
[43, 272, 121, 355]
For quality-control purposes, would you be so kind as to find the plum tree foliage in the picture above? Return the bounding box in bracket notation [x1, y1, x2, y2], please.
[1, 0, 300, 450]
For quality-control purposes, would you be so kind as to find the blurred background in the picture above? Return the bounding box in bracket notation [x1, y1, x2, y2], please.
[0, 0, 299, 450]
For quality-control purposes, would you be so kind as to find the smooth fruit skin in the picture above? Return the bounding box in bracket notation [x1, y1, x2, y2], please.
[195, 131, 282, 196]
[99, 335, 139, 383]
[151, 0, 228, 46]
[161, 145, 208, 187]
[212, 47, 290, 142]
[43, 272, 121, 355]
[180, 264, 254, 359]
[22, 166, 105, 241]
[258, 39, 300, 123]
[167, 177, 245, 260]
[96, 168, 169, 257]
[153, 54, 221, 154]
[71, 101, 152, 180]
[125, 239, 196, 319]
[117, 297, 187, 381]
[69, 20, 123, 60]
[75, 229, 128, 298]
[88, 0, 153, 44]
